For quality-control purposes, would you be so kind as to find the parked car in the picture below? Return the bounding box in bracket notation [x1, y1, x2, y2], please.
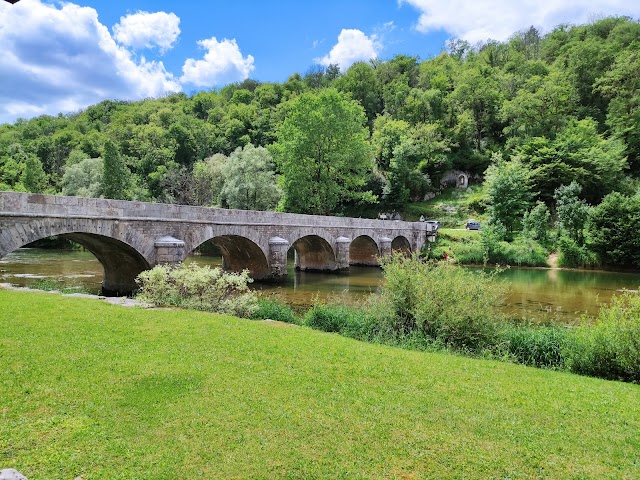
[465, 220, 481, 230]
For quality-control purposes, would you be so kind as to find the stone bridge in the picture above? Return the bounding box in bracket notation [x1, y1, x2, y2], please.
[0, 192, 434, 295]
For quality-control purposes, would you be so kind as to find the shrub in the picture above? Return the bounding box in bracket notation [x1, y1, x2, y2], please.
[136, 263, 258, 318]
[501, 237, 548, 267]
[378, 254, 505, 352]
[500, 324, 571, 370]
[303, 303, 378, 341]
[567, 291, 640, 382]
[452, 237, 547, 267]
[252, 298, 298, 324]
[557, 235, 598, 268]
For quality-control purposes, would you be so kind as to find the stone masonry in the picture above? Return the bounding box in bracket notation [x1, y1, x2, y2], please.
[0, 192, 434, 295]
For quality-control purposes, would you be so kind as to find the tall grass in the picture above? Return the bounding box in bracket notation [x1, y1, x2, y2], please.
[299, 254, 640, 383]
[567, 291, 640, 382]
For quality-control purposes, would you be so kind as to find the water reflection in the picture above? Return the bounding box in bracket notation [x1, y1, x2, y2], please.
[2, 248, 640, 324]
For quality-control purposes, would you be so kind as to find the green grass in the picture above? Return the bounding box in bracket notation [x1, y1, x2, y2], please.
[1, 290, 639, 479]
[402, 187, 487, 227]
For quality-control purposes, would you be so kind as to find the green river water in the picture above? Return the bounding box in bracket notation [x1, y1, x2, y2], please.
[2, 248, 640, 324]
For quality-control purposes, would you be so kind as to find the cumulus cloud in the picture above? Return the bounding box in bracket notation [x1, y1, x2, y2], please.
[113, 10, 180, 53]
[0, 0, 181, 124]
[401, 0, 640, 43]
[180, 37, 255, 87]
[316, 29, 381, 71]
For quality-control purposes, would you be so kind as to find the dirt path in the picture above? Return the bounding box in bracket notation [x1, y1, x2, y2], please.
[547, 252, 559, 268]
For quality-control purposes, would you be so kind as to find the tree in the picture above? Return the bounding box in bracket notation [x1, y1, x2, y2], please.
[334, 62, 382, 128]
[554, 182, 590, 245]
[102, 139, 130, 200]
[522, 201, 551, 244]
[21, 154, 47, 193]
[62, 157, 103, 198]
[218, 144, 281, 210]
[192, 153, 228, 206]
[587, 192, 640, 267]
[517, 119, 628, 204]
[484, 154, 534, 237]
[271, 89, 376, 215]
[596, 45, 640, 170]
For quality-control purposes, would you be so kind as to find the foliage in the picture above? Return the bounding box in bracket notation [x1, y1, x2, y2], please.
[554, 181, 590, 245]
[102, 139, 130, 200]
[556, 235, 598, 268]
[0, 15, 638, 229]
[218, 144, 281, 210]
[136, 263, 258, 318]
[62, 157, 103, 197]
[303, 303, 379, 341]
[251, 298, 298, 324]
[500, 324, 571, 369]
[452, 234, 548, 267]
[192, 153, 227, 206]
[21, 154, 47, 193]
[484, 154, 534, 237]
[586, 192, 640, 267]
[567, 291, 640, 382]
[376, 254, 504, 352]
[522, 201, 551, 245]
[271, 88, 376, 215]
[517, 119, 628, 205]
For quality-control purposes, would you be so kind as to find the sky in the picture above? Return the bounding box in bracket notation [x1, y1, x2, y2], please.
[1, 0, 639, 124]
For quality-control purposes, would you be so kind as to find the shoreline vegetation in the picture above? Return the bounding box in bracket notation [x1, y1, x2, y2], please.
[1, 287, 639, 479]
[21, 257, 624, 385]
[6, 254, 640, 384]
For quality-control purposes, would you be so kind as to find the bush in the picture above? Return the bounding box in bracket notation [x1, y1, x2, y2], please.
[377, 254, 505, 352]
[557, 235, 598, 268]
[501, 237, 548, 266]
[567, 291, 640, 382]
[252, 298, 298, 324]
[303, 303, 378, 341]
[136, 263, 258, 318]
[452, 237, 547, 267]
[500, 324, 571, 370]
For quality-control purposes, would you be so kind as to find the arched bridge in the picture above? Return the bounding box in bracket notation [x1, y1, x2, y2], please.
[0, 192, 434, 295]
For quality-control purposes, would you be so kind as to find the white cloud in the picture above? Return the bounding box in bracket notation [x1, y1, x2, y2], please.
[0, 0, 181, 124]
[180, 37, 255, 87]
[401, 0, 640, 43]
[316, 29, 382, 71]
[113, 11, 180, 53]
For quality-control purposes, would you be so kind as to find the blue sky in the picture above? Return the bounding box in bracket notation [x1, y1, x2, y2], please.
[1, 0, 639, 123]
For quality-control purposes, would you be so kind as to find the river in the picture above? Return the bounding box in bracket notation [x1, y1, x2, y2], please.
[2, 248, 640, 324]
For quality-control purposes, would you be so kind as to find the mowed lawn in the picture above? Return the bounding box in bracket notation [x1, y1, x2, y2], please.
[1, 290, 639, 479]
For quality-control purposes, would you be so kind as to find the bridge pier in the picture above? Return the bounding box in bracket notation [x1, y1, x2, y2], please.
[268, 236, 289, 281]
[154, 236, 185, 265]
[335, 236, 351, 271]
[379, 237, 392, 256]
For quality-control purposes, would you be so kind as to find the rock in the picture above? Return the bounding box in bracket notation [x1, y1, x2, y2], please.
[0, 469, 28, 480]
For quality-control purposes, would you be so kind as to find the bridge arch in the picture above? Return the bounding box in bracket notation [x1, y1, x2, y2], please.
[349, 235, 380, 266]
[192, 234, 270, 280]
[290, 234, 337, 271]
[0, 220, 150, 295]
[391, 235, 412, 254]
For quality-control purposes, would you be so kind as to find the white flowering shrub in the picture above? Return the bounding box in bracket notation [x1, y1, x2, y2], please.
[136, 263, 258, 318]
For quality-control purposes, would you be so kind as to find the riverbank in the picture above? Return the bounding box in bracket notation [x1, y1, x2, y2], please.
[1, 288, 638, 479]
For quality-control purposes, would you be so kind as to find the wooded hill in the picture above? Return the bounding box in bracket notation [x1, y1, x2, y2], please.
[2, 16, 640, 266]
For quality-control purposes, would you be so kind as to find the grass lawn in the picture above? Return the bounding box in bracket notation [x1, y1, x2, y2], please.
[1, 290, 639, 479]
